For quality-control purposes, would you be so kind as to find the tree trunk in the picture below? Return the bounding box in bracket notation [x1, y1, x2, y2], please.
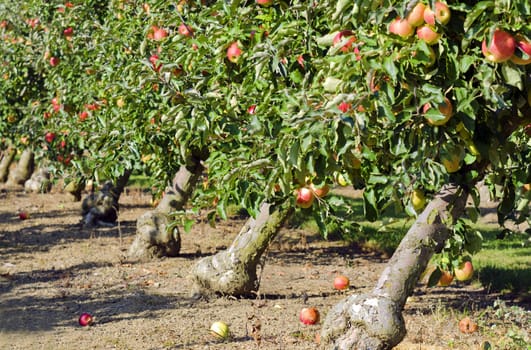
[5, 148, 34, 187]
[81, 169, 132, 227]
[320, 183, 469, 350]
[128, 161, 204, 260]
[190, 201, 293, 297]
[0, 146, 16, 183]
[24, 167, 52, 193]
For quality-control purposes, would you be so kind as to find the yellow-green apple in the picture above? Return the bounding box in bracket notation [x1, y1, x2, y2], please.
[210, 321, 230, 339]
[423, 2, 451, 25]
[423, 97, 453, 126]
[417, 25, 441, 45]
[411, 189, 426, 211]
[510, 35, 531, 65]
[226, 42, 242, 63]
[454, 260, 474, 281]
[295, 187, 314, 208]
[299, 307, 320, 325]
[406, 2, 426, 27]
[482, 29, 516, 63]
[389, 18, 414, 39]
[440, 149, 463, 173]
[333, 30, 356, 53]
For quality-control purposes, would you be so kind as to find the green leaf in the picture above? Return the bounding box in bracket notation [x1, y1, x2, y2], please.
[501, 64, 523, 89]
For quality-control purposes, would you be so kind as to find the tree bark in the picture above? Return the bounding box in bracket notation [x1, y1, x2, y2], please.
[5, 148, 34, 187]
[24, 167, 52, 193]
[190, 201, 293, 297]
[320, 183, 469, 350]
[128, 161, 204, 260]
[0, 146, 16, 183]
[81, 169, 132, 227]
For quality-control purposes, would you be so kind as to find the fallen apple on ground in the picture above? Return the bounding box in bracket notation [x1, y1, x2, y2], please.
[78, 312, 94, 326]
[299, 307, 320, 325]
[210, 321, 230, 339]
[18, 211, 29, 220]
[333, 275, 350, 290]
[458, 316, 478, 334]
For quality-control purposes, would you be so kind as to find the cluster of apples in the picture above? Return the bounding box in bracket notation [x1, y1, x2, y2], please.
[294, 181, 330, 208]
[482, 29, 531, 64]
[437, 259, 474, 287]
[388, 1, 450, 45]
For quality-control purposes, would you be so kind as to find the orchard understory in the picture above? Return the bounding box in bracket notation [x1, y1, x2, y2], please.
[320, 184, 469, 349]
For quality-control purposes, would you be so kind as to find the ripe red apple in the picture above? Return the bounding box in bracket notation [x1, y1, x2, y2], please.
[49, 56, 60, 66]
[178, 23, 193, 37]
[437, 270, 454, 286]
[45, 132, 56, 143]
[510, 35, 531, 65]
[152, 27, 168, 41]
[406, 2, 426, 27]
[389, 18, 414, 39]
[482, 29, 516, 63]
[295, 187, 314, 208]
[299, 307, 320, 325]
[19, 211, 29, 220]
[338, 101, 351, 113]
[454, 260, 474, 281]
[79, 111, 88, 121]
[78, 313, 93, 326]
[227, 42, 242, 63]
[247, 104, 257, 114]
[422, 97, 453, 126]
[333, 275, 350, 290]
[256, 0, 273, 6]
[63, 27, 73, 37]
[333, 30, 356, 53]
[423, 2, 451, 26]
[416, 25, 441, 45]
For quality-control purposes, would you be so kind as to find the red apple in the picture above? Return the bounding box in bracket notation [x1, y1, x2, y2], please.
[311, 183, 330, 198]
[178, 23, 193, 37]
[63, 27, 73, 37]
[482, 29, 516, 63]
[416, 25, 441, 45]
[389, 18, 414, 39]
[333, 30, 356, 53]
[333, 275, 350, 290]
[299, 307, 320, 325]
[78, 313, 93, 326]
[49, 56, 60, 66]
[454, 260, 474, 281]
[256, 0, 273, 6]
[423, 97, 453, 126]
[153, 27, 168, 41]
[510, 35, 531, 65]
[424, 2, 450, 25]
[406, 2, 426, 27]
[247, 104, 257, 114]
[227, 42, 242, 63]
[295, 187, 314, 208]
[338, 101, 351, 113]
[45, 132, 56, 143]
[437, 270, 453, 286]
[18, 211, 29, 220]
[79, 111, 88, 121]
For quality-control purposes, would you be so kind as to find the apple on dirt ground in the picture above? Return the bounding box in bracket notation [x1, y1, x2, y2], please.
[458, 316, 478, 334]
[18, 211, 29, 220]
[333, 275, 350, 290]
[78, 312, 94, 326]
[210, 321, 230, 339]
[299, 307, 320, 325]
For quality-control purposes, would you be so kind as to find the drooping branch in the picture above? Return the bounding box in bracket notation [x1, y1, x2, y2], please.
[190, 201, 293, 297]
[320, 183, 469, 350]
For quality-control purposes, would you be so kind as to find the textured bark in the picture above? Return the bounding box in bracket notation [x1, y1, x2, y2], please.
[128, 162, 203, 260]
[81, 170, 132, 227]
[320, 183, 469, 350]
[6, 149, 34, 187]
[0, 147, 16, 183]
[64, 178, 86, 201]
[190, 201, 293, 297]
[24, 167, 52, 193]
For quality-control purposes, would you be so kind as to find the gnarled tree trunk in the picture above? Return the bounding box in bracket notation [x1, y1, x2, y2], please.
[320, 183, 469, 350]
[128, 161, 204, 260]
[81, 169, 132, 227]
[0, 146, 16, 183]
[6, 148, 34, 187]
[190, 201, 293, 297]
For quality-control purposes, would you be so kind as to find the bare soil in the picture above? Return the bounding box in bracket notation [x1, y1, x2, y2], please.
[0, 186, 529, 350]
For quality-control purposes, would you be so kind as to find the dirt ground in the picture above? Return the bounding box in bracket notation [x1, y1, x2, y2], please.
[0, 186, 529, 350]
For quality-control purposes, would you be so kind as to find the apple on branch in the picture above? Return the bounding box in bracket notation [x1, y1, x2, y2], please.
[482, 29, 516, 63]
